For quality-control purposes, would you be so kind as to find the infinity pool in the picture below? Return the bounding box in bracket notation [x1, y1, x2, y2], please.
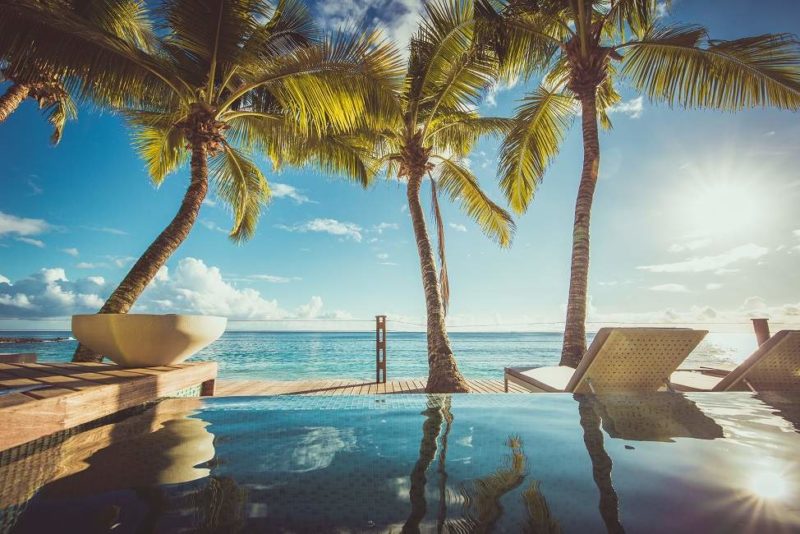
[2, 392, 799, 533]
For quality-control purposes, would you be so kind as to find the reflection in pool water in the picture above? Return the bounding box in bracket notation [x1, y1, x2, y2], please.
[1, 392, 799, 533]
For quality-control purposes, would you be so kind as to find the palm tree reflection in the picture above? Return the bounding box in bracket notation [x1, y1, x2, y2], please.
[576, 392, 725, 534]
[404, 395, 559, 533]
[576, 395, 625, 534]
[403, 397, 447, 534]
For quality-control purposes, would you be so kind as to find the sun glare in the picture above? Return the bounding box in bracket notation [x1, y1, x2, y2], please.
[684, 181, 762, 237]
[748, 470, 791, 502]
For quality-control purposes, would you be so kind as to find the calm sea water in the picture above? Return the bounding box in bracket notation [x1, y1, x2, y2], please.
[0, 330, 760, 381]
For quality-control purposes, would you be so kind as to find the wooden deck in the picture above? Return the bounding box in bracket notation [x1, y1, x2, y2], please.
[0, 361, 217, 451]
[216, 378, 530, 395]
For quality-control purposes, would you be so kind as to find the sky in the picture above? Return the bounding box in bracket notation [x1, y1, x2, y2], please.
[1, 0, 799, 332]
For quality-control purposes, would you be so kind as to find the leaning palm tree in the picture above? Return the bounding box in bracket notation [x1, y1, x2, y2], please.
[487, 0, 800, 366]
[335, 0, 515, 392]
[0, 0, 402, 362]
[0, 0, 155, 143]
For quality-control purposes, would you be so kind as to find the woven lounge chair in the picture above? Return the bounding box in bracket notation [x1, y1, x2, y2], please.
[670, 330, 800, 392]
[504, 327, 707, 394]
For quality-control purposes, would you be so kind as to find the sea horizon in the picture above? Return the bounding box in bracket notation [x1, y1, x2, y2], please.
[1, 329, 762, 382]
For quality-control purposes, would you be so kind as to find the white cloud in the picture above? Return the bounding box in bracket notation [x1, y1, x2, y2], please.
[668, 238, 711, 253]
[271, 183, 314, 204]
[0, 259, 348, 322]
[373, 222, 399, 234]
[637, 243, 768, 273]
[76, 262, 104, 269]
[249, 274, 302, 284]
[106, 256, 137, 268]
[448, 223, 467, 232]
[485, 76, 519, 107]
[705, 283, 723, 290]
[62, 247, 79, 257]
[16, 237, 45, 248]
[277, 218, 363, 242]
[136, 258, 288, 319]
[296, 295, 324, 319]
[0, 274, 10, 285]
[0, 268, 107, 318]
[27, 179, 43, 196]
[0, 211, 50, 237]
[202, 198, 218, 207]
[84, 226, 128, 236]
[648, 283, 688, 293]
[608, 96, 644, 119]
[200, 220, 228, 233]
[377, 253, 389, 260]
[656, 1, 669, 18]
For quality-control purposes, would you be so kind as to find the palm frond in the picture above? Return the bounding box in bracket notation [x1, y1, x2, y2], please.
[620, 24, 800, 110]
[0, 1, 184, 108]
[131, 122, 188, 185]
[600, 0, 663, 40]
[426, 111, 513, 155]
[223, 30, 403, 134]
[434, 157, 515, 246]
[299, 132, 383, 187]
[477, 6, 564, 82]
[498, 85, 576, 214]
[210, 142, 271, 241]
[42, 90, 78, 145]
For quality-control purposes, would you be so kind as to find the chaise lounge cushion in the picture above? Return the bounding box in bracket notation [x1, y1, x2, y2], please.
[506, 366, 575, 392]
[669, 370, 724, 392]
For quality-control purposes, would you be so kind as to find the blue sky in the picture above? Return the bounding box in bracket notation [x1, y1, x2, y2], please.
[1, 0, 799, 331]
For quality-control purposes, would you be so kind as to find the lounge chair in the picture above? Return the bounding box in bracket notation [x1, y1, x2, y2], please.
[670, 330, 800, 392]
[504, 327, 708, 394]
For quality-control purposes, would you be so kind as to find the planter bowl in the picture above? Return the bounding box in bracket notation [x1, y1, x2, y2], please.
[72, 314, 226, 367]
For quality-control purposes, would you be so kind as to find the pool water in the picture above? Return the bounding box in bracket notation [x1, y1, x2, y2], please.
[2, 392, 799, 533]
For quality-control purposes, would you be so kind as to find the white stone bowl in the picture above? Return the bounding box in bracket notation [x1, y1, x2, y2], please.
[72, 314, 227, 367]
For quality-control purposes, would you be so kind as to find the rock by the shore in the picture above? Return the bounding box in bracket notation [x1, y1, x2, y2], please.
[0, 336, 71, 344]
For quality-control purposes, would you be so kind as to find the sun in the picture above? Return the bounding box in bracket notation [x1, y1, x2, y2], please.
[669, 170, 769, 242]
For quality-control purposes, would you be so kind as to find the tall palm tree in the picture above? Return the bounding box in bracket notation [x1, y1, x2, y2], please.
[336, 0, 515, 392]
[0, 0, 402, 362]
[486, 0, 800, 366]
[0, 0, 155, 143]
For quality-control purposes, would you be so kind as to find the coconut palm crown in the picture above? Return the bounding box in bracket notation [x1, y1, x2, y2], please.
[0, 0, 158, 143]
[0, 0, 403, 361]
[331, 0, 516, 392]
[485, 0, 800, 367]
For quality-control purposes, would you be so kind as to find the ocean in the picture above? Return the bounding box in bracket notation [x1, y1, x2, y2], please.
[0, 330, 761, 381]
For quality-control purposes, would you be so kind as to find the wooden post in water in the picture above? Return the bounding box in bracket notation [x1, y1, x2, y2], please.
[751, 318, 770, 346]
[376, 315, 387, 384]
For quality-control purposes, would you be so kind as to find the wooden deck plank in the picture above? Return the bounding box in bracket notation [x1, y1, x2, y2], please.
[0, 361, 217, 452]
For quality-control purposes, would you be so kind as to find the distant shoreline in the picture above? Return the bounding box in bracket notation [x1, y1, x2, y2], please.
[0, 336, 71, 344]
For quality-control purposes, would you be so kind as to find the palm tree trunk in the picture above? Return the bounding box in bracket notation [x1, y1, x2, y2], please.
[72, 143, 209, 362]
[406, 173, 469, 393]
[0, 83, 30, 123]
[560, 91, 600, 368]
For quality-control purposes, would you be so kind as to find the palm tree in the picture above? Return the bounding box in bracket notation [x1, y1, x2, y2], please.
[336, 0, 515, 392]
[486, 0, 800, 367]
[0, 0, 402, 362]
[0, 0, 155, 143]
